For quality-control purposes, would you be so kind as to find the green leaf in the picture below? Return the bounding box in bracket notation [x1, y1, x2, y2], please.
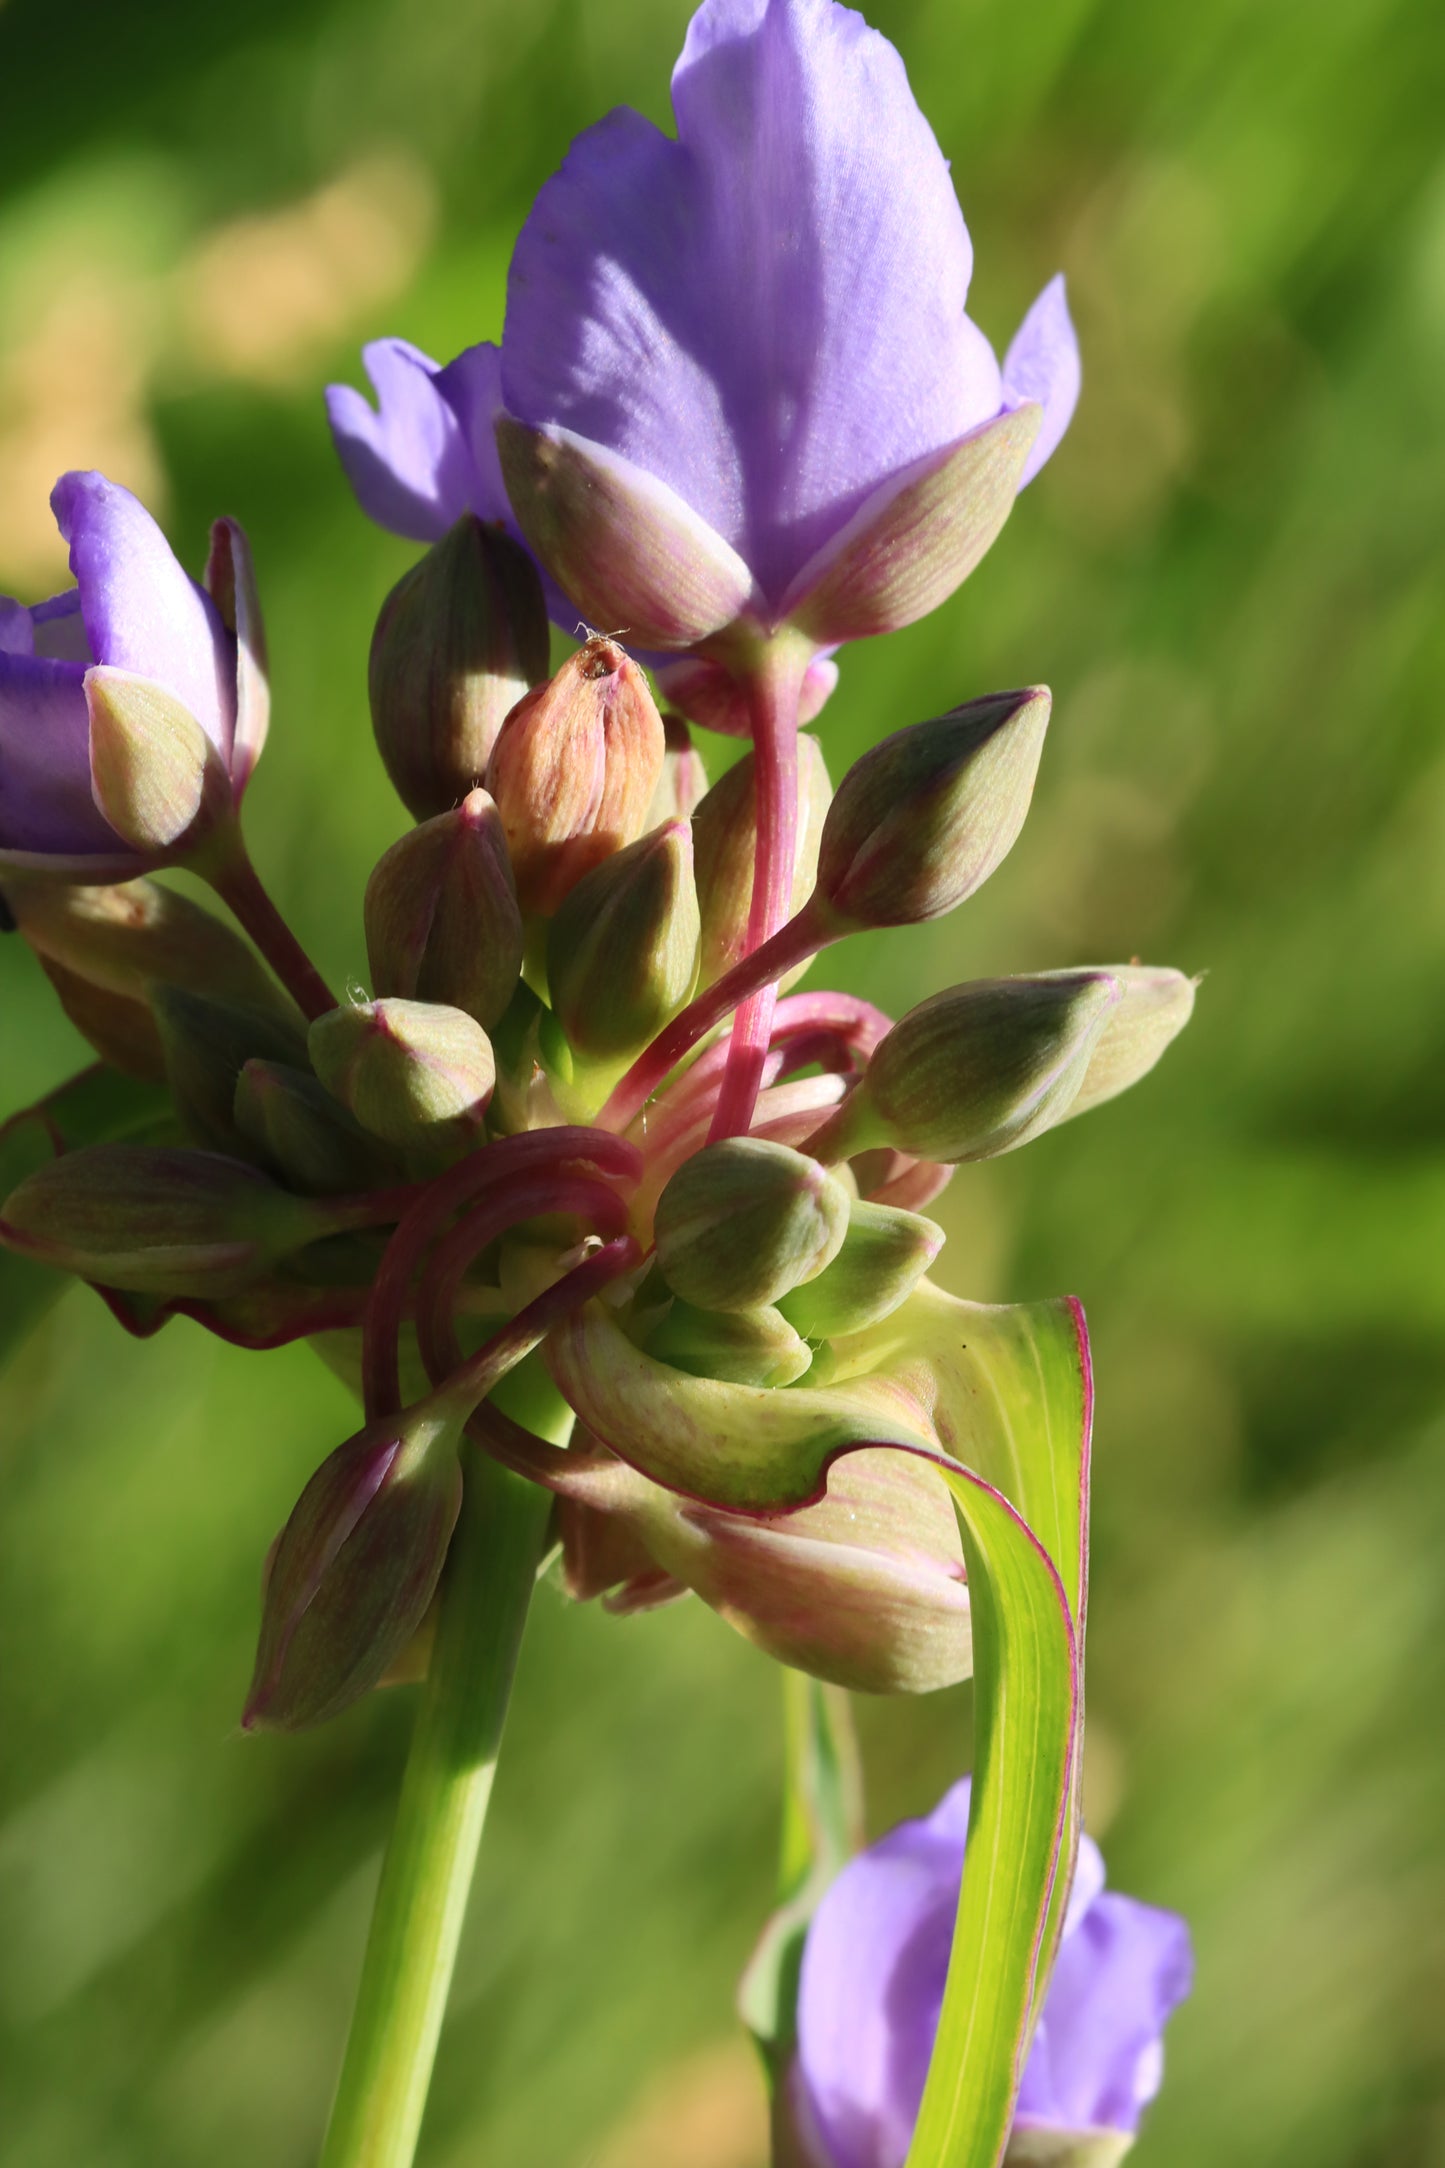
[738, 1671, 862, 2079]
[0, 1065, 176, 1371]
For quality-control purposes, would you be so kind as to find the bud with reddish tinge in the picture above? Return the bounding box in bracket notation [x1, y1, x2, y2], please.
[693, 734, 831, 986]
[814, 689, 1051, 930]
[1063, 964, 1198, 1121]
[154, 986, 309, 1153]
[0, 1143, 330, 1296]
[777, 1199, 943, 1339]
[234, 1059, 398, 1195]
[309, 998, 495, 1158]
[368, 515, 550, 820]
[814, 972, 1122, 1165]
[547, 821, 700, 1060]
[243, 1398, 465, 1731]
[646, 714, 710, 825]
[364, 788, 523, 1030]
[654, 1138, 850, 1312]
[485, 636, 665, 915]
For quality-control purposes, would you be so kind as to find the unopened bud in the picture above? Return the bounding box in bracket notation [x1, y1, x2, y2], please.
[777, 1199, 943, 1338]
[243, 1398, 464, 1731]
[1064, 964, 1197, 1120]
[86, 667, 232, 854]
[814, 689, 1051, 929]
[654, 1138, 850, 1312]
[364, 788, 523, 1029]
[485, 635, 665, 915]
[818, 972, 1122, 1165]
[646, 714, 710, 824]
[234, 1060, 399, 1194]
[154, 986, 309, 1152]
[309, 998, 495, 1157]
[368, 515, 550, 820]
[35, 956, 167, 1080]
[5, 873, 283, 1011]
[693, 734, 831, 986]
[645, 1296, 813, 1387]
[547, 821, 700, 1060]
[0, 1143, 327, 1296]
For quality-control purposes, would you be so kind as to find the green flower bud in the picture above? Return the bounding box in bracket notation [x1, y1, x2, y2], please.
[654, 1137, 850, 1312]
[692, 733, 831, 986]
[818, 971, 1122, 1165]
[814, 688, 1051, 929]
[153, 986, 309, 1153]
[364, 787, 523, 1030]
[1062, 964, 1197, 1121]
[776, 1199, 943, 1338]
[85, 667, 232, 855]
[646, 713, 710, 825]
[5, 873, 283, 1011]
[547, 820, 701, 1059]
[308, 998, 495, 1158]
[34, 955, 169, 1081]
[0, 1143, 327, 1296]
[486, 635, 666, 916]
[368, 515, 550, 821]
[234, 1060, 399, 1195]
[644, 1296, 813, 1387]
[243, 1398, 464, 1731]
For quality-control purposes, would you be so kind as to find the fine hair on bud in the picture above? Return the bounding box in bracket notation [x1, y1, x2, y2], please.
[653, 1137, 851, 1312]
[365, 788, 524, 1030]
[692, 732, 831, 985]
[486, 634, 665, 916]
[368, 516, 551, 821]
[814, 688, 1051, 930]
[547, 819, 701, 1060]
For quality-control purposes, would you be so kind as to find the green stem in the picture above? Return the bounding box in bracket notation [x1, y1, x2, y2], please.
[318, 1359, 566, 2168]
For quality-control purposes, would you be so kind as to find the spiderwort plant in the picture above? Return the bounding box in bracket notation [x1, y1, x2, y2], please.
[0, 2, 1200, 2164]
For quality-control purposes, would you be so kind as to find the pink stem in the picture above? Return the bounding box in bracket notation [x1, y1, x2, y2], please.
[203, 828, 338, 1021]
[439, 1234, 641, 1417]
[361, 1127, 642, 1420]
[708, 659, 805, 1142]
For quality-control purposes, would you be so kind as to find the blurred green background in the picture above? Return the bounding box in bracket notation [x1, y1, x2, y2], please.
[2, 0, 1444, 2161]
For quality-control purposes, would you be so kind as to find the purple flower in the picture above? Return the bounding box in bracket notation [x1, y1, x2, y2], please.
[793, 1778, 1193, 2168]
[0, 473, 259, 873]
[329, 0, 1079, 667]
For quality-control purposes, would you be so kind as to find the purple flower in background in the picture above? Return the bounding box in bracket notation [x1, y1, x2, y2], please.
[0, 473, 262, 873]
[793, 1778, 1192, 2168]
[329, 0, 1080, 669]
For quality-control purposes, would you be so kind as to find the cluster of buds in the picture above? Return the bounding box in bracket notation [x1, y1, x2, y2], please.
[1, 486, 1195, 1730]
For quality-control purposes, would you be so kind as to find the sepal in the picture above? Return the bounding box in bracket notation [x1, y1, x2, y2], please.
[86, 666, 233, 855]
[364, 787, 523, 1030]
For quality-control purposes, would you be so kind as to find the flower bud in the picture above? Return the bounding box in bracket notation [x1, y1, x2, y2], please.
[644, 1296, 813, 1387]
[4, 873, 282, 1011]
[153, 986, 310, 1153]
[646, 713, 710, 824]
[234, 1060, 399, 1195]
[692, 734, 831, 986]
[1063, 964, 1197, 1121]
[486, 635, 666, 915]
[547, 820, 700, 1060]
[654, 1137, 850, 1312]
[243, 1398, 464, 1731]
[819, 972, 1123, 1165]
[368, 515, 550, 820]
[777, 1200, 943, 1339]
[308, 998, 495, 1158]
[364, 787, 523, 1030]
[35, 956, 168, 1080]
[85, 666, 233, 854]
[814, 689, 1051, 929]
[0, 1143, 327, 1296]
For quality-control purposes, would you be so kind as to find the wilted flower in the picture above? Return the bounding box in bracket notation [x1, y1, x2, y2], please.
[0, 473, 263, 873]
[790, 1777, 1194, 2167]
[330, 0, 1079, 673]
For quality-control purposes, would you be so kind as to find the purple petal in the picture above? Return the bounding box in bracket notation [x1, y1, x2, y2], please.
[326, 338, 480, 543]
[1002, 275, 1081, 488]
[1015, 1891, 1194, 2134]
[0, 649, 116, 854]
[30, 590, 94, 663]
[50, 473, 237, 757]
[0, 598, 33, 657]
[503, 0, 1000, 607]
[434, 341, 511, 519]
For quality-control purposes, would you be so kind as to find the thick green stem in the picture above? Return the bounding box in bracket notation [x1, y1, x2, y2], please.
[318, 1359, 566, 2168]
